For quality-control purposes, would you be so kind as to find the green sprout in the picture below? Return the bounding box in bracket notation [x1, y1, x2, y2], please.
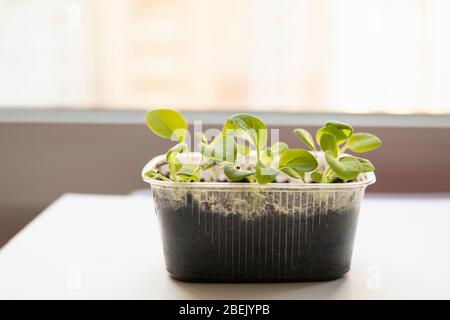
[144, 109, 381, 184]
[295, 121, 381, 183]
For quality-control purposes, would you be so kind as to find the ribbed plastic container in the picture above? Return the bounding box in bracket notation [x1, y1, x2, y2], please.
[143, 155, 375, 282]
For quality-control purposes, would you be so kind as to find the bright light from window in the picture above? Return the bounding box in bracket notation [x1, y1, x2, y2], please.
[0, 0, 450, 114]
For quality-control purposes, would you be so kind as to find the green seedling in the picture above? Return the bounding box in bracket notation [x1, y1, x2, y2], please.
[294, 121, 381, 182]
[144, 108, 381, 184]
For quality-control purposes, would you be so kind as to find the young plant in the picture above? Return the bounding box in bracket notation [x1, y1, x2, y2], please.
[145, 109, 188, 181]
[144, 108, 381, 184]
[294, 121, 381, 183]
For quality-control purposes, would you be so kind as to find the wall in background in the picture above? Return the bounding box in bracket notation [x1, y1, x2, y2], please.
[1, 121, 450, 247]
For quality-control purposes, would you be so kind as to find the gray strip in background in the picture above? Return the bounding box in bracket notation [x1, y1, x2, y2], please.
[0, 108, 449, 127]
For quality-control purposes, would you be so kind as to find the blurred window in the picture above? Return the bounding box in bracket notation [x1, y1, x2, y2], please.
[1, 0, 450, 113]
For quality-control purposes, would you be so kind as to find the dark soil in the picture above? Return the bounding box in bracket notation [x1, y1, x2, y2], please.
[155, 191, 361, 282]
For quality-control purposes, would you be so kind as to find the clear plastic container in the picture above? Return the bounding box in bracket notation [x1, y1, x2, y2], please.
[143, 154, 375, 282]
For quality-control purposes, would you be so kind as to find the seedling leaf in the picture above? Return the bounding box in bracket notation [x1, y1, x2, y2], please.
[201, 158, 217, 170]
[325, 152, 362, 180]
[280, 167, 305, 181]
[319, 132, 338, 158]
[143, 169, 170, 181]
[223, 164, 254, 182]
[261, 142, 288, 165]
[165, 142, 187, 180]
[316, 121, 353, 144]
[204, 133, 237, 162]
[348, 133, 382, 153]
[270, 142, 288, 155]
[311, 172, 323, 183]
[146, 109, 187, 142]
[255, 161, 278, 184]
[279, 149, 318, 172]
[231, 114, 267, 154]
[293, 128, 316, 151]
[354, 156, 375, 172]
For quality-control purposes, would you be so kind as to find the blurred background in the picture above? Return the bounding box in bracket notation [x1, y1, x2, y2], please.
[1, 0, 450, 246]
[2, 0, 450, 112]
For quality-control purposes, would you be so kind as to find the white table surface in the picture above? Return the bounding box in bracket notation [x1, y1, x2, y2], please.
[0, 193, 449, 300]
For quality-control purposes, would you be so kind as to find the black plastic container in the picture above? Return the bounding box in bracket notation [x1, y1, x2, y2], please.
[143, 155, 375, 282]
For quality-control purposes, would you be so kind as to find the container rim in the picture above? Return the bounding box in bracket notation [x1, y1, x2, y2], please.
[142, 154, 376, 190]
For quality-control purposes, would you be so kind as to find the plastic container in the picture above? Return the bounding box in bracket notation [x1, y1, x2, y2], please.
[143, 154, 375, 282]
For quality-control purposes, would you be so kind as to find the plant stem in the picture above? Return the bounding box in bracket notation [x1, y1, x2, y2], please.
[340, 140, 350, 153]
[321, 166, 332, 183]
[169, 163, 176, 181]
[186, 152, 204, 183]
[186, 167, 201, 183]
[158, 174, 171, 182]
